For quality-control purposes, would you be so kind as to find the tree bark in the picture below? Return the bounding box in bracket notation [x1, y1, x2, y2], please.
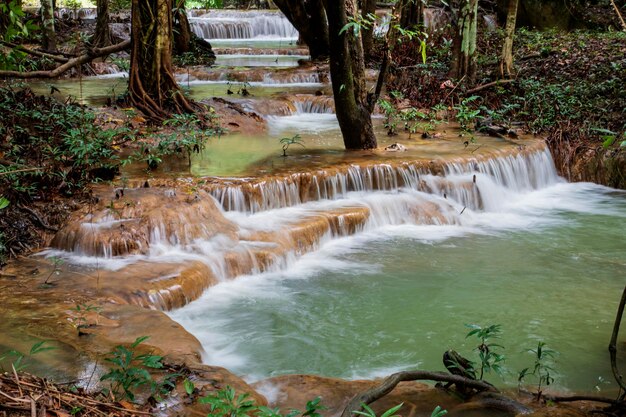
[92, 0, 112, 48]
[273, 0, 329, 61]
[41, 0, 57, 52]
[322, 0, 377, 150]
[499, 0, 518, 78]
[361, 0, 376, 61]
[449, 0, 478, 82]
[128, 0, 195, 120]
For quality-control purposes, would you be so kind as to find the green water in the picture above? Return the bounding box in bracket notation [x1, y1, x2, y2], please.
[171, 183, 626, 393]
[27, 77, 325, 106]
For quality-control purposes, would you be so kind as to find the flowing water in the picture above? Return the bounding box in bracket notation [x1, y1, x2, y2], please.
[15, 9, 626, 398]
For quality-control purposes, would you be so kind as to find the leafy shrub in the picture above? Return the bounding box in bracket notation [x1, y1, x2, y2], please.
[0, 86, 131, 201]
[100, 336, 176, 402]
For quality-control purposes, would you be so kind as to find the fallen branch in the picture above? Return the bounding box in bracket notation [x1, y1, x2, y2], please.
[0, 167, 43, 176]
[610, 0, 626, 31]
[0, 40, 69, 63]
[465, 79, 515, 95]
[340, 370, 496, 417]
[609, 285, 626, 394]
[544, 394, 620, 404]
[16, 203, 58, 232]
[0, 40, 130, 79]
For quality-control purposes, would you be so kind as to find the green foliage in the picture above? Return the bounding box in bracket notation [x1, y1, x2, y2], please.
[591, 128, 626, 149]
[0, 1, 39, 71]
[199, 386, 257, 417]
[0, 196, 9, 210]
[100, 336, 170, 402]
[353, 403, 402, 417]
[0, 341, 55, 372]
[68, 303, 101, 335]
[465, 324, 505, 380]
[0, 87, 131, 200]
[184, 0, 222, 8]
[430, 406, 448, 417]
[280, 134, 305, 157]
[130, 113, 221, 170]
[340, 13, 376, 36]
[454, 96, 482, 133]
[518, 341, 557, 400]
[200, 386, 327, 417]
[109, 0, 131, 12]
[377, 98, 399, 136]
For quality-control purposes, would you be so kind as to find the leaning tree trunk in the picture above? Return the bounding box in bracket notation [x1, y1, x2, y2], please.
[273, 0, 329, 61]
[128, 0, 195, 120]
[322, 0, 377, 150]
[41, 0, 57, 52]
[449, 0, 478, 82]
[92, 0, 112, 47]
[499, 0, 518, 77]
[361, 0, 377, 60]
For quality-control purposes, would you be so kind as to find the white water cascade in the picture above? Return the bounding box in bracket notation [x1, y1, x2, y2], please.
[190, 10, 298, 40]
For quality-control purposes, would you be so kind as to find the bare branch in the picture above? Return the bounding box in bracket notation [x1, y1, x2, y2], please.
[0, 40, 130, 79]
[609, 285, 626, 394]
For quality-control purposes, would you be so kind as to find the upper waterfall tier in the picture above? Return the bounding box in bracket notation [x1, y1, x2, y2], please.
[190, 10, 298, 40]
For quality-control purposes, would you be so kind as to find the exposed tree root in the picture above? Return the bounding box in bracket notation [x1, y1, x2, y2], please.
[340, 370, 505, 417]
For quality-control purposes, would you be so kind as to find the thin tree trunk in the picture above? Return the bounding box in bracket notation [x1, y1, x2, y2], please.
[173, 0, 192, 53]
[273, 0, 329, 60]
[128, 0, 194, 120]
[399, 0, 423, 29]
[92, 0, 112, 47]
[322, 0, 376, 150]
[499, 0, 518, 78]
[361, 0, 376, 61]
[449, 0, 478, 82]
[41, 0, 57, 52]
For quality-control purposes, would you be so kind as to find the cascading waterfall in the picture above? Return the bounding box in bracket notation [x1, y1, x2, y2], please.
[46, 143, 561, 311]
[190, 10, 298, 40]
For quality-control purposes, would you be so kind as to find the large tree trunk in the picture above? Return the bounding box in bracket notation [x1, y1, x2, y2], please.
[92, 0, 112, 47]
[128, 0, 194, 120]
[500, 0, 518, 78]
[41, 0, 57, 52]
[449, 0, 478, 82]
[273, 0, 329, 61]
[322, 0, 377, 150]
[361, 0, 376, 61]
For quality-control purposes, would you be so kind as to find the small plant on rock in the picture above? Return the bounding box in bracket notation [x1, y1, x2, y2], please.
[465, 323, 505, 380]
[518, 341, 557, 400]
[100, 336, 168, 402]
[280, 134, 305, 157]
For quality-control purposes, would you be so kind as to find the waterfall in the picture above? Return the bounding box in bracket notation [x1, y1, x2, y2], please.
[45, 143, 561, 310]
[206, 145, 559, 213]
[190, 10, 298, 40]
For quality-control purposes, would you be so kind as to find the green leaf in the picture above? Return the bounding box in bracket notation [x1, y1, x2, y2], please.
[183, 379, 194, 395]
[603, 136, 616, 148]
[30, 341, 55, 355]
[0, 196, 9, 210]
[430, 406, 448, 417]
[380, 403, 404, 417]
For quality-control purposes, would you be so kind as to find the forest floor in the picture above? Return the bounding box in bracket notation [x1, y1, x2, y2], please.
[383, 27, 626, 188]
